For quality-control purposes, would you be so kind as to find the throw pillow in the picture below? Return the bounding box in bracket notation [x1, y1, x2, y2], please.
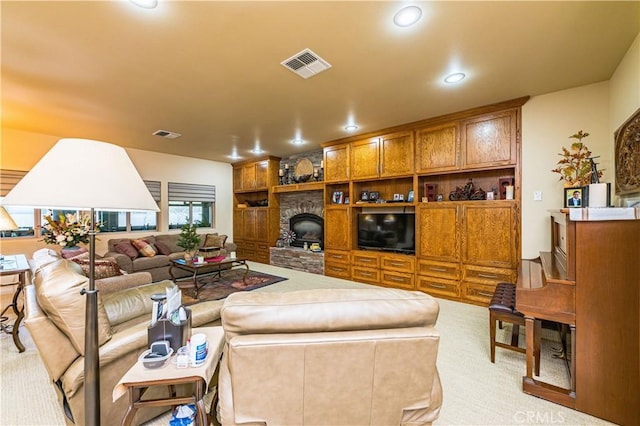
[71, 256, 123, 279]
[131, 239, 157, 257]
[202, 233, 227, 249]
[154, 240, 172, 255]
[113, 240, 139, 260]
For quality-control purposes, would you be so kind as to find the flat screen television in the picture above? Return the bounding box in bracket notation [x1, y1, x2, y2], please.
[357, 212, 415, 254]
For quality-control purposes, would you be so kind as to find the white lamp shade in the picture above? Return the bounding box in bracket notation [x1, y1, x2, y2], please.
[2, 138, 159, 212]
[0, 206, 19, 231]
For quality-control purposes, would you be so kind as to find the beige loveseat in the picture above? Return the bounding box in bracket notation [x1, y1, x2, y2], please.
[104, 233, 236, 282]
[218, 288, 443, 425]
[25, 249, 225, 425]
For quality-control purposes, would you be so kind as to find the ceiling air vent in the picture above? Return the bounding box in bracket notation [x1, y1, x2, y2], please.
[152, 130, 182, 139]
[281, 48, 332, 79]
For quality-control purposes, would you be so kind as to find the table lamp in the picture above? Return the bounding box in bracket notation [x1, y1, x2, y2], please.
[0, 206, 19, 266]
[1, 138, 159, 425]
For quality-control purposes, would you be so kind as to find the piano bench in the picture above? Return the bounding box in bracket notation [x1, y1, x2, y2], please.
[489, 283, 529, 364]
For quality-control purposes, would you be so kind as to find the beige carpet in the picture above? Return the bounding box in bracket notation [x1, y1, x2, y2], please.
[1, 262, 613, 425]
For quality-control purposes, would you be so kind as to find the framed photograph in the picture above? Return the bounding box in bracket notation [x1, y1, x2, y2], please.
[344, 196, 350, 205]
[360, 191, 369, 201]
[424, 183, 437, 202]
[332, 191, 343, 204]
[499, 177, 515, 199]
[564, 187, 588, 208]
[436, 194, 444, 202]
[407, 190, 414, 202]
[393, 193, 400, 201]
[368, 191, 379, 201]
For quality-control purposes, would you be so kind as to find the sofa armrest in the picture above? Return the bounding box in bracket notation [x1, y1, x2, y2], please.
[104, 251, 133, 273]
[95, 272, 153, 294]
[24, 284, 80, 382]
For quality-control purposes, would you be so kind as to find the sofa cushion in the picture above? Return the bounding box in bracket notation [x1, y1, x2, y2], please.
[114, 240, 139, 260]
[202, 233, 227, 249]
[154, 240, 172, 255]
[132, 255, 171, 272]
[155, 234, 182, 253]
[71, 255, 123, 279]
[33, 259, 112, 354]
[132, 239, 157, 257]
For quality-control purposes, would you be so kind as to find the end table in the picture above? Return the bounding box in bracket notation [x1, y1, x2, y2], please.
[0, 254, 30, 353]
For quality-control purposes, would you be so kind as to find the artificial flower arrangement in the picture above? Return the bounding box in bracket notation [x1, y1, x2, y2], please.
[41, 212, 97, 248]
[551, 130, 604, 187]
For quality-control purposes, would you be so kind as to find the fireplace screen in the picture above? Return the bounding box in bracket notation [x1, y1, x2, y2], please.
[289, 213, 323, 249]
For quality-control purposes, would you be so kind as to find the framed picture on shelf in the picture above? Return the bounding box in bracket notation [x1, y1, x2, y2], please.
[564, 187, 588, 208]
[344, 196, 350, 205]
[332, 191, 344, 204]
[407, 190, 414, 202]
[368, 191, 379, 201]
[424, 183, 437, 202]
[360, 191, 369, 201]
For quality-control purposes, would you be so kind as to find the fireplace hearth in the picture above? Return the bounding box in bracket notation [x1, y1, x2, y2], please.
[289, 213, 323, 249]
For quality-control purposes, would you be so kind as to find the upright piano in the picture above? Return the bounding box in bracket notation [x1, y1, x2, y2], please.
[516, 209, 639, 425]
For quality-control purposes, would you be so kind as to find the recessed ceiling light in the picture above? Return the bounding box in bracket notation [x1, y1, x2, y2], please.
[250, 148, 265, 154]
[130, 0, 158, 9]
[344, 125, 359, 132]
[393, 5, 422, 27]
[291, 139, 305, 145]
[228, 154, 242, 160]
[444, 72, 466, 83]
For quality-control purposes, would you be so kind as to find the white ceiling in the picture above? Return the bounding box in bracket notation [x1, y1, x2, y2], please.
[2, 1, 638, 163]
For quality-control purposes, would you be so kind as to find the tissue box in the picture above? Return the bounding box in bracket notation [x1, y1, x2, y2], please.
[169, 404, 196, 426]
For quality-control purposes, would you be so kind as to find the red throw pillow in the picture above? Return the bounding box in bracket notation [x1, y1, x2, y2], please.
[131, 239, 157, 257]
[114, 240, 139, 260]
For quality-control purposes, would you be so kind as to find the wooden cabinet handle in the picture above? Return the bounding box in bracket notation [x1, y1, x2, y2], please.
[477, 291, 494, 297]
[360, 271, 374, 277]
[477, 273, 498, 279]
[360, 258, 375, 263]
[429, 267, 447, 272]
[429, 283, 446, 289]
[390, 262, 405, 267]
[389, 276, 405, 283]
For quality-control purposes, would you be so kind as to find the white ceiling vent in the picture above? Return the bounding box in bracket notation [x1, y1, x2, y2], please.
[281, 49, 332, 79]
[152, 130, 182, 139]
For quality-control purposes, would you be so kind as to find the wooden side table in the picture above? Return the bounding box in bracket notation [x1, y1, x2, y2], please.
[0, 254, 30, 353]
[113, 327, 225, 426]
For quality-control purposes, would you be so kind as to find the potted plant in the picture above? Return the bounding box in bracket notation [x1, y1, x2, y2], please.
[177, 223, 200, 261]
[551, 130, 604, 187]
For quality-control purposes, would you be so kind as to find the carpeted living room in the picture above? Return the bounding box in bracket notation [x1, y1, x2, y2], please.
[1, 1, 639, 426]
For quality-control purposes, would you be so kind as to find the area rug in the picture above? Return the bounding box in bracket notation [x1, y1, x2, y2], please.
[178, 269, 288, 303]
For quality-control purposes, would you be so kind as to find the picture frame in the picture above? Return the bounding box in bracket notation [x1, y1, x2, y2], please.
[407, 190, 414, 202]
[360, 191, 369, 201]
[332, 191, 343, 204]
[436, 194, 444, 202]
[499, 177, 515, 199]
[368, 191, 379, 201]
[564, 186, 588, 208]
[393, 193, 400, 201]
[343, 196, 350, 205]
[424, 183, 437, 202]
[614, 106, 640, 195]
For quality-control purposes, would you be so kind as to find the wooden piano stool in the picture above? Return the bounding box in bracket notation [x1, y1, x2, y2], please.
[489, 283, 539, 375]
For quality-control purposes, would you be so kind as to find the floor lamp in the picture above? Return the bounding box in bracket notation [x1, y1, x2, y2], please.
[2, 138, 159, 425]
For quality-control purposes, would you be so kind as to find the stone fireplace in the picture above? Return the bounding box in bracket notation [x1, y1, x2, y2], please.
[289, 213, 323, 249]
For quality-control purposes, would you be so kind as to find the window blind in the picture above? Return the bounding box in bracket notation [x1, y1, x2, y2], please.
[0, 169, 27, 197]
[143, 180, 161, 203]
[168, 182, 215, 202]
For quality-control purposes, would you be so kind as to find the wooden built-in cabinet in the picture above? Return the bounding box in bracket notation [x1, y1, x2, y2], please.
[232, 156, 281, 264]
[319, 97, 526, 305]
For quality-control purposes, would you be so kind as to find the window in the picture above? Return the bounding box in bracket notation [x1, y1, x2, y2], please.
[0, 170, 34, 238]
[96, 180, 160, 233]
[168, 182, 215, 229]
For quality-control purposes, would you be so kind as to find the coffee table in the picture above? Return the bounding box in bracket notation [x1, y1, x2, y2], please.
[169, 257, 249, 299]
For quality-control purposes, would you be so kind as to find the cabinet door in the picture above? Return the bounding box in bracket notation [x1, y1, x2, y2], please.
[243, 209, 257, 240]
[242, 163, 257, 190]
[419, 204, 460, 263]
[415, 123, 460, 173]
[380, 131, 414, 177]
[233, 209, 245, 240]
[351, 138, 379, 180]
[462, 203, 517, 268]
[461, 109, 517, 169]
[324, 144, 350, 182]
[255, 209, 269, 241]
[255, 161, 269, 189]
[233, 167, 243, 191]
[324, 208, 350, 249]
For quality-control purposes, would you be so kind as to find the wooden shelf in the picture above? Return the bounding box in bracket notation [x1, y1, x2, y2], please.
[272, 182, 324, 193]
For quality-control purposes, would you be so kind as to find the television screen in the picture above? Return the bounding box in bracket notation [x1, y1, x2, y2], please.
[357, 213, 415, 254]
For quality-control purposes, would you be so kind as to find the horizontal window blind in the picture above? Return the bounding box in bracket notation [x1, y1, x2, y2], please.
[143, 180, 161, 203]
[0, 169, 27, 197]
[168, 182, 215, 202]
